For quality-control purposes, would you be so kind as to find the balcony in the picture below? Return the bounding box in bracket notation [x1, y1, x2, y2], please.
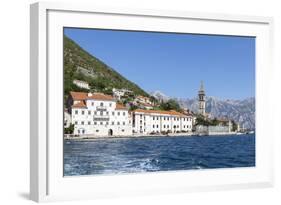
[93, 115, 110, 121]
[96, 106, 107, 111]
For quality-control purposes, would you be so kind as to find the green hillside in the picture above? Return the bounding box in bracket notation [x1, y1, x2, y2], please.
[63, 35, 149, 99]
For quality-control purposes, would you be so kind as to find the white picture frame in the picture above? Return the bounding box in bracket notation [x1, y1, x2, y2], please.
[30, 2, 274, 202]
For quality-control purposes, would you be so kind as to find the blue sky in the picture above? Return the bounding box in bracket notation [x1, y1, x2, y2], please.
[64, 28, 255, 100]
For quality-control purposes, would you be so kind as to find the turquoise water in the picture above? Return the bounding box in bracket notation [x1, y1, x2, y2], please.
[64, 134, 255, 176]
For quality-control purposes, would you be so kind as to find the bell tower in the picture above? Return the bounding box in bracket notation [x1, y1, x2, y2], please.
[198, 81, 206, 116]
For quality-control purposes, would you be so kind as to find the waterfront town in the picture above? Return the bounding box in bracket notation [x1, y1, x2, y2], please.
[64, 81, 241, 138]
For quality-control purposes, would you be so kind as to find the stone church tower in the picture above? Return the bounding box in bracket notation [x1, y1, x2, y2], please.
[198, 81, 206, 116]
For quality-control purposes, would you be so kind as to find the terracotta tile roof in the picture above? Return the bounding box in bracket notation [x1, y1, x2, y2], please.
[115, 103, 127, 110]
[70, 91, 114, 101]
[139, 102, 153, 107]
[72, 101, 87, 108]
[133, 109, 189, 117]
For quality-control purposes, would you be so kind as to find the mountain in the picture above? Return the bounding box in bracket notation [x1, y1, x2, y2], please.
[150, 90, 170, 102]
[63, 35, 149, 99]
[177, 96, 255, 130]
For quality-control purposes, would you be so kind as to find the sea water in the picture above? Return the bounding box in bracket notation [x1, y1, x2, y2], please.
[64, 134, 255, 176]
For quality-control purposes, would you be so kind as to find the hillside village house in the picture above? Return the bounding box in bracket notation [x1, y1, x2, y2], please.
[112, 88, 133, 100]
[138, 102, 154, 110]
[132, 109, 193, 134]
[73, 79, 90, 90]
[134, 95, 152, 105]
[66, 91, 132, 136]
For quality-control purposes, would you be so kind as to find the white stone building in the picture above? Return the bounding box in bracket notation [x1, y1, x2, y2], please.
[112, 88, 133, 100]
[139, 102, 154, 110]
[132, 109, 193, 134]
[73, 80, 90, 90]
[134, 95, 152, 105]
[67, 91, 132, 136]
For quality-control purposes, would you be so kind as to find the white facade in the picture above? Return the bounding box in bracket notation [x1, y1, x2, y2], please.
[132, 109, 193, 134]
[68, 92, 132, 136]
[135, 95, 152, 105]
[112, 88, 133, 100]
[73, 79, 90, 90]
[64, 111, 71, 128]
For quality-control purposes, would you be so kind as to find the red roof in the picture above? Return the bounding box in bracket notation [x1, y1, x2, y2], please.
[70, 91, 114, 101]
[72, 101, 87, 108]
[115, 103, 127, 110]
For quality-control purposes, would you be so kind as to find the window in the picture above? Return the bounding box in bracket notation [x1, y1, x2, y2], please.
[164, 125, 166, 128]
[122, 129, 125, 132]
[81, 111, 85, 115]
[100, 122, 103, 125]
[123, 122, 125, 125]
[123, 112, 125, 116]
[177, 125, 179, 128]
[157, 117, 159, 120]
[164, 117, 166, 120]
[106, 111, 109, 115]
[75, 121, 78, 125]
[82, 130, 85, 134]
[112, 121, 114, 125]
[153, 125, 155, 128]
[96, 130, 99, 132]
[88, 110, 91, 115]
[94, 111, 97, 115]
[75, 110, 78, 115]
[112, 111, 115, 116]
[81, 121, 84, 125]
[94, 122, 97, 125]
[100, 102, 104, 106]
[157, 125, 159, 128]
[88, 121, 91, 125]
[153, 117, 155, 120]
[100, 111, 103, 116]
[117, 112, 120, 116]
[91, 102, 94, 106]
[106, 122, 109, 125]
[167, 125, 169, 128]
[109, 103, 112, 107]
[117, 122, 120, 125]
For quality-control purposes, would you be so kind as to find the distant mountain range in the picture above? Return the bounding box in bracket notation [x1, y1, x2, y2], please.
[151, 91, 255, 130]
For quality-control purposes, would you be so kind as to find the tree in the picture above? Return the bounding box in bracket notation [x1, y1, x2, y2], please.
[159, 99, 182, 112]
[231, 120, 238, 132]
[195, 114, 210, 126]
[210, 117, 219, 126]
[64, 124, 74, 134]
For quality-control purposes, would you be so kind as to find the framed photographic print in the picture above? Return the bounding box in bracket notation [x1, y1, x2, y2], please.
[30, 2, 274, 202]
